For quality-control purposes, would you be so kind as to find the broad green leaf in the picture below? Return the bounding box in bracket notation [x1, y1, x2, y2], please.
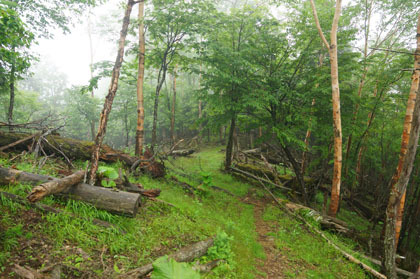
[151, 256, 200, 279]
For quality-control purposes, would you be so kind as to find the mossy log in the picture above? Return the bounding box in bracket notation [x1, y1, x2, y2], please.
[170, 149, 195, 156]
[0, 167, 141, 216]
[235, 163, 290, 182]
[235, 163, 315, 186]
[0, 131, 137, 165]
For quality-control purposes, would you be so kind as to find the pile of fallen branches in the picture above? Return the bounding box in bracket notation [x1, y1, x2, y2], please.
[0, 130, 166, 178]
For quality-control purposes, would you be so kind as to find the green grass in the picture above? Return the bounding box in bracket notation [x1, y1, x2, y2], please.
[0, 146, 381, 278]
[0, 147, 262, 278]
[263, 204, 369, 279]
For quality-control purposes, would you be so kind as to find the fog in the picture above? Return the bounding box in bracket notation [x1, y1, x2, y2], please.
[32, 0, 122, 88]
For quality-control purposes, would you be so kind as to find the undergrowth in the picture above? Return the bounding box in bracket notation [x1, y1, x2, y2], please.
[0, 146, 379, 278]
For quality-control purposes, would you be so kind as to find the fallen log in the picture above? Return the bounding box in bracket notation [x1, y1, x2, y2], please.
[0, 167, 141, 217]
[169, 176, 196, 196]
[170, 149, 195, 156]
[0, 131, 136, 165]
[0, 191, 124, 233]
[230, 167, 295, 192]
[282, 201, 353, 236]
[0, 133, 38, 152]
[193, 259, 224, 273]
[27, 170, 85, 202]
[115, 170, 161, 198]
[120, 237, 214, 279]
[361, 255, 414, 278]
[258, 180, 387, 279]
[0, 131, 166, 178]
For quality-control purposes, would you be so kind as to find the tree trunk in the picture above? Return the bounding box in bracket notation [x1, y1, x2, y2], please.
[170, 68, 177, 145]
[27, 170, 85, 202]
[225, 116, 236, 170]
[151, 65, 167, 151]
[281, 145, 309, 205]
[135, 0, 145, 156]
[89, 0, 134, 185]
[198, 100, 203, 140]
[382, 13, 420, 278]
[310, 0, 342, 218]
[8, 61, 15, 131]
[301, 98, 316, 175]
[0, 167, 141, 216]
[394, 14, 420, 248]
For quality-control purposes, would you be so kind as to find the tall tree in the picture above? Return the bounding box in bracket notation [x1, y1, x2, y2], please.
[310, 0, 343, 217]
[3, 0, 97, 126]
[135, 0, 145, 156]
[88, 0, 136, 184]
[382, 12, 420, 278]
[146, 0, 212, 151]
[170, 66, 177, 145]
[0, 5, 33, 127]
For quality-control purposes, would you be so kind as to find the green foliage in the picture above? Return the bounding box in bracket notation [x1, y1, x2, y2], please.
[199, 171, 212, 188]
[151, 255, 200, 279]
[206, 231, 234, 263]
[98, 166, 119, 188]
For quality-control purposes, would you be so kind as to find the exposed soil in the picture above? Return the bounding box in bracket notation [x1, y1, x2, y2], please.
[242, 190, 293, 279]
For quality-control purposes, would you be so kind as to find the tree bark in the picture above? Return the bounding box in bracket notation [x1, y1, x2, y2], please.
[135, 0, 145, 156]
[8, 60, 15, 131]
[394, 14, 420, 249]
[0, 167, 141, 216]
[382, 13, 420, 278]
[281, 145, 309, 205]
[301, 98, 316, 175]
[310, 0, 342, 218]
[225, 116, 236, 169]
[89, 0, 134, 185]
[151, 63, 167, 151]
[27, 170, 85, 202]
[198, 100, 203, 140]
[170, 67, 177, 145]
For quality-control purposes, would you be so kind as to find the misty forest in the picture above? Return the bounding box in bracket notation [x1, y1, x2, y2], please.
[1, 0, 420, 278]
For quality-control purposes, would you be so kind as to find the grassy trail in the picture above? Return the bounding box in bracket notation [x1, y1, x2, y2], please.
[0, 147, 371, 278]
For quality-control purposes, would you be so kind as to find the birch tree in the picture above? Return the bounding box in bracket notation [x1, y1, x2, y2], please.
[382, 12, 420, 278]
[135, 0, 145, 156]
[309, 0, 342, 217]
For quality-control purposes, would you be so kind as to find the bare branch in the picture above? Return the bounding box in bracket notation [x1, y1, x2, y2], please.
[309, 0, 330, 49]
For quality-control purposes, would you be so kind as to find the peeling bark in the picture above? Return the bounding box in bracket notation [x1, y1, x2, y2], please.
[310, 0, 342, 217]
[89, 0, 134, 185]
[382, 13, 420, 278]
[135, 1, 145, 156]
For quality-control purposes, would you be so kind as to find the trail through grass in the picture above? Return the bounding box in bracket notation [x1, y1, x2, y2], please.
[0, 147, 373, 278]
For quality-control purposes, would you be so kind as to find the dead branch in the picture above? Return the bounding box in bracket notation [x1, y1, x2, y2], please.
[0, 133, 38, 152]
[27, 170, 85, 202]
[230, 167, 295, 192]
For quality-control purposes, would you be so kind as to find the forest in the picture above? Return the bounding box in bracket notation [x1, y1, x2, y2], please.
[0, 0, 420, 278]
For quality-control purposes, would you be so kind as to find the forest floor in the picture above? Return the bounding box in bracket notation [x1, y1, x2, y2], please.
[0, 146, 376, 278]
